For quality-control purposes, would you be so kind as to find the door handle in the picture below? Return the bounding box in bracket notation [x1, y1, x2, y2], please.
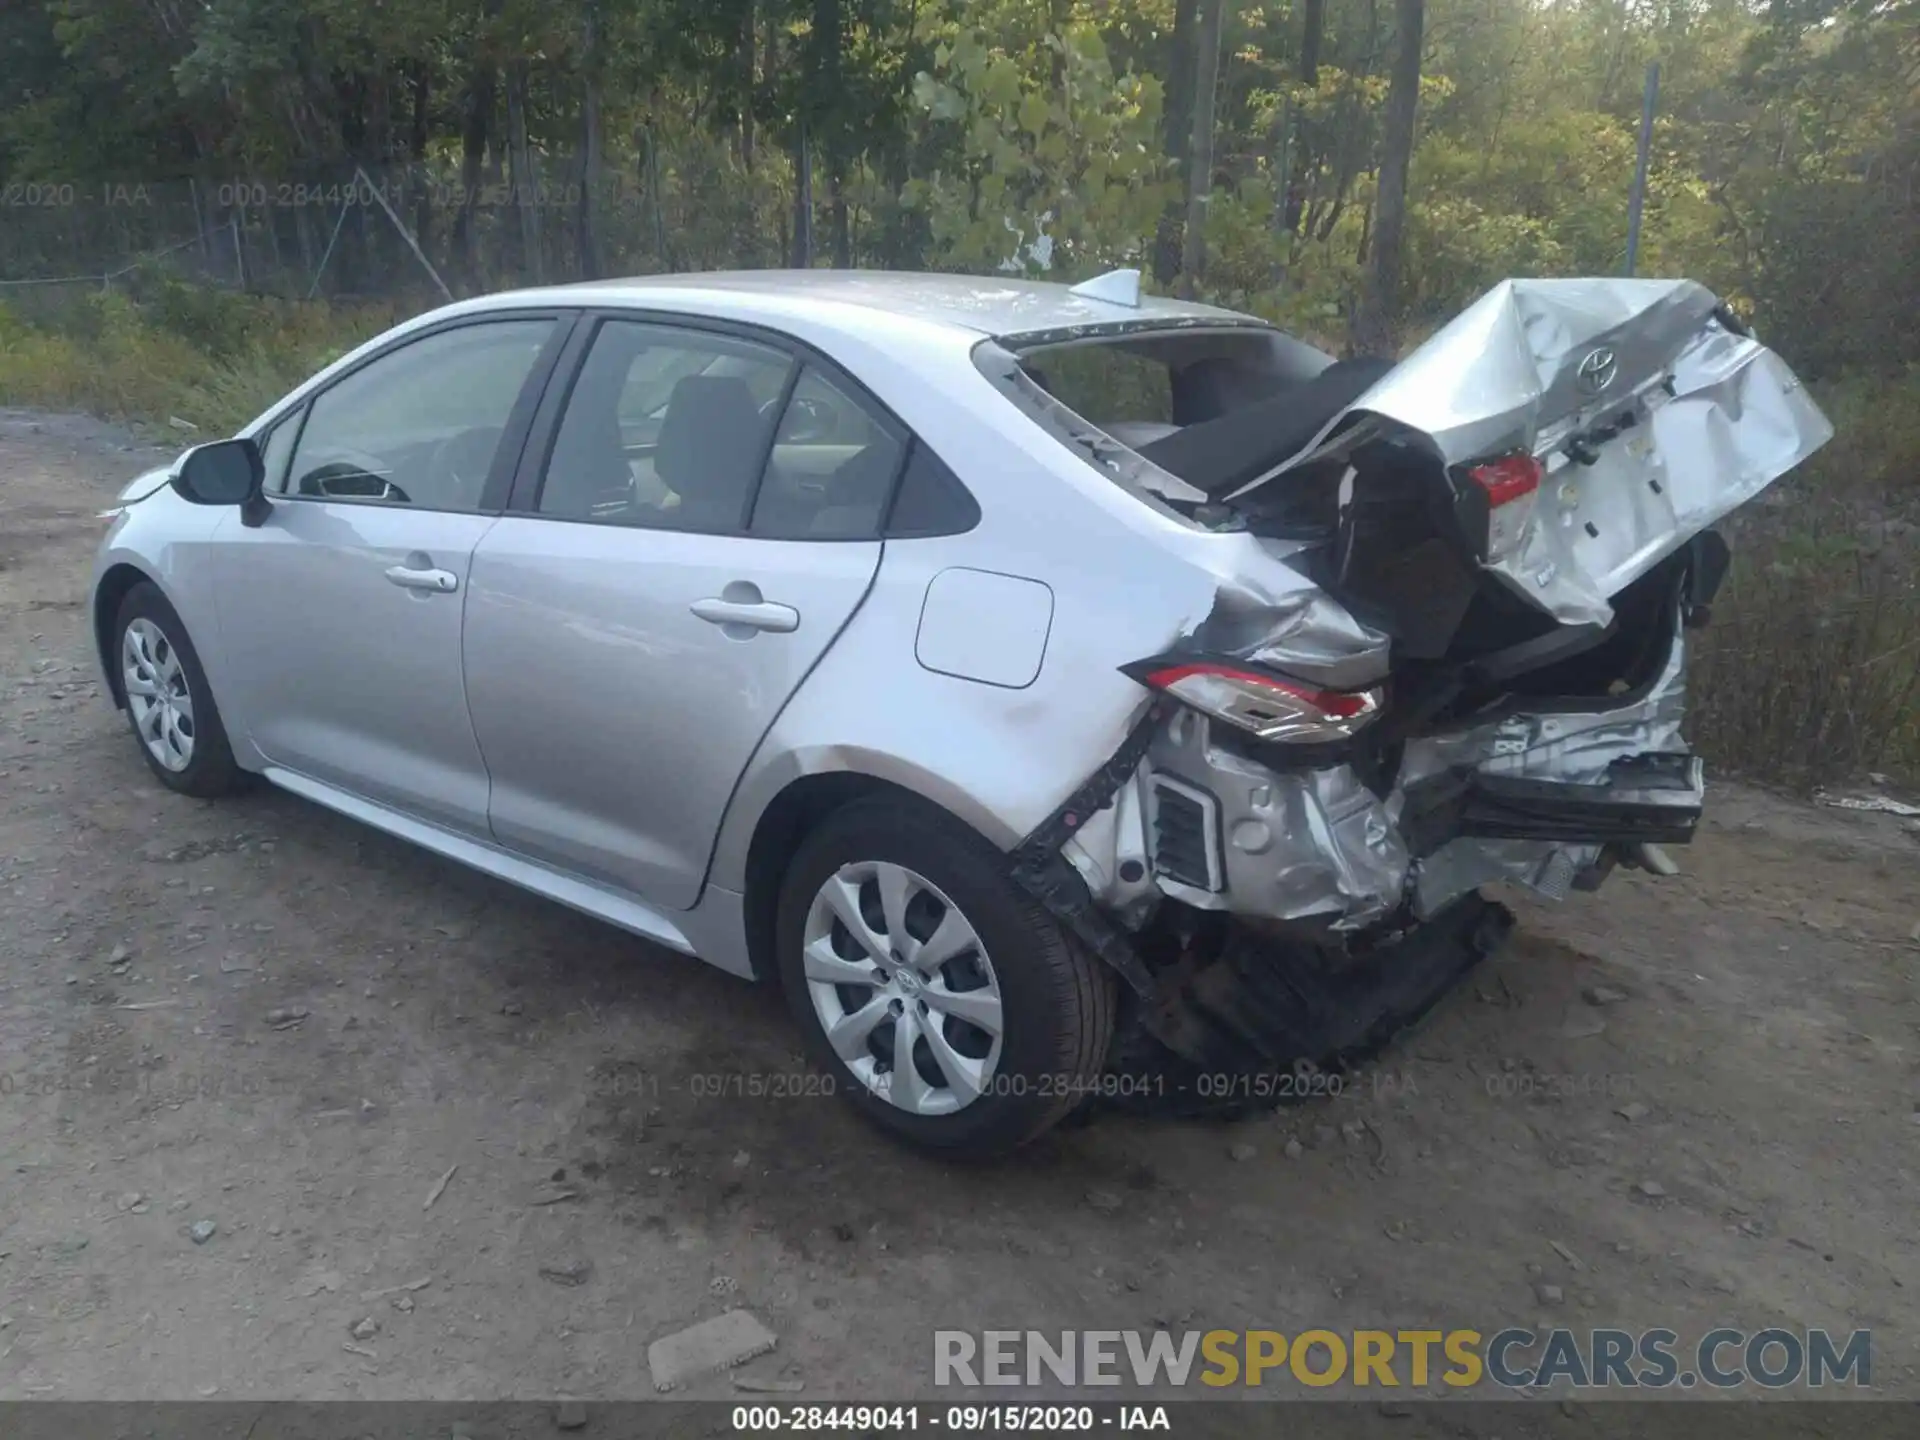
[385, 565, 459, 594]
[690, 597, 799, 633]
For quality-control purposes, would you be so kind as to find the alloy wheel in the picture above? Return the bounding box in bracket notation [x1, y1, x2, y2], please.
[122, 616, 195, 772]
[802, 860, 1005, 1116]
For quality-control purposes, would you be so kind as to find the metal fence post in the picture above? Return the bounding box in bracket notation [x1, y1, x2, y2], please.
[1625, 62, 1660, 277]
[355, 166, 454, 302]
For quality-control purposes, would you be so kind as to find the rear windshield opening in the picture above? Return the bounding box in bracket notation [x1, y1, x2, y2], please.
[975, 322, 1378, 512]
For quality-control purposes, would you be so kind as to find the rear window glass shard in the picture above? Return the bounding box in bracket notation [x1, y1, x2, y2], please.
[974, 322, 1342, 516]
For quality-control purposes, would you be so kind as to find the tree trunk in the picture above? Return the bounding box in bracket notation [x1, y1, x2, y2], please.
[1273, 0, 1325, 243]
[830, 166, 851, 268]
[1152, 0, 1200, 286]
[1048, 0, 1071, 89]
[453, 61, 496, 289]
[1301, 0, 1326, 82]
[1178, 0, 1225, 299]
[810, 0, 843, 266]
[738, 1, 757, 169]
[577, 3, 604, 280]
[791, 118, 814, 267]
[409, 61, 434, 271]
[1352, 0, 1423, 357]
[505, 60, 541, 284]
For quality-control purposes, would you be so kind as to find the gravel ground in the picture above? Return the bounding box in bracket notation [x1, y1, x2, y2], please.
[1, 409, 1916, 1412]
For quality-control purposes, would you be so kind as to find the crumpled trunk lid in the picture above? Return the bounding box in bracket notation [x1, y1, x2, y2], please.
[1064, 280, 1834, 940]
[1230, 278, 1832, 632]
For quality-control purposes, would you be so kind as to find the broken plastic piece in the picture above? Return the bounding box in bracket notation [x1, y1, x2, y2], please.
[1629, 841, 1680, 876]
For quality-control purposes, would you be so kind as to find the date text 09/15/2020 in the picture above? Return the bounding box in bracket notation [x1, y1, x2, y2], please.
[731, 1406, 1171, 1432]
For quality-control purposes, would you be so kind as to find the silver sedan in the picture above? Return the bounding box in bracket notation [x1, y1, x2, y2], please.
[92, 269, 1831, 1154]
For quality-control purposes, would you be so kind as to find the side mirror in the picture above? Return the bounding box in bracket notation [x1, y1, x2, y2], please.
[172, 438, 270, 527]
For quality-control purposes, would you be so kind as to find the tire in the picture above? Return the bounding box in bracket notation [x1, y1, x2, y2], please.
[112, 581, 248, 799]
[776, 795, 1116, 1158]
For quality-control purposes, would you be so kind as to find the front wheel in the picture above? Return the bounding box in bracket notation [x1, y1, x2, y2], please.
[113, 581, 248, 798]
[776, 797, 1115, 1158]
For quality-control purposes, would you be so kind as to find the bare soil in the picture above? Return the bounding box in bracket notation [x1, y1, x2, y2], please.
[1, 409, 1917, 1406]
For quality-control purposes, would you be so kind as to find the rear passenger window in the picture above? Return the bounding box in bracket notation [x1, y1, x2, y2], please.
[539, 321, 793, 530]
[885, 441, 980, 537]
[749, 366, 906, 540]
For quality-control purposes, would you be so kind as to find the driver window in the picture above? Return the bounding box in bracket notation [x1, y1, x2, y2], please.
[284, 319, 554, 511]
[257, 412, 301, 495]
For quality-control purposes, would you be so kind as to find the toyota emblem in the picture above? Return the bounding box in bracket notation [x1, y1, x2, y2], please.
[1576, 346, 1619, 396]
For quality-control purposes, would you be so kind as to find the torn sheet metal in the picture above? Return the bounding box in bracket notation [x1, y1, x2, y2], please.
[1396, 626, 1694, 918]
[1141, 704, 1408, 929]
[1229, 279, 1834, 629]
[1414, 838, 1601, 917]
[1400, 627, 1689, 792]
[1182, 560, 1394, 690]
[1079, 624, 1696, 931]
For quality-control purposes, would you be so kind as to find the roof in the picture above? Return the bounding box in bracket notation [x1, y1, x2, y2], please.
[547, 269, 1255, 341]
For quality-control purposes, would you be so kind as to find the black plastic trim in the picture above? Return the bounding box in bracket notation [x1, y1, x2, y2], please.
[1400, 753, 1702, 857]
[1009, 704, 1171, 1005]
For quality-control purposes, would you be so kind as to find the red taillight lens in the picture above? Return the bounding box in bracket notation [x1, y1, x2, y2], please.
[1134, 661, 1383, 743]
[1469, 455, 1543, 507]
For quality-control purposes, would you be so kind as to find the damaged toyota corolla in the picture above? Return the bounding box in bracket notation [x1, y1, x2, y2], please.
[92, 268, 1830, 1156]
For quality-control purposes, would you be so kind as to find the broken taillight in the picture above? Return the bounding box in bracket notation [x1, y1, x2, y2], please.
[1467, 453, 1543, 560]
[1128, 659, 1383, 744]
[1469, 455, 1543, 506]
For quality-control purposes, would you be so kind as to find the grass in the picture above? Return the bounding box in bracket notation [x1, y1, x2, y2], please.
[0, 277, 397, 436]
[1691, 547, 1920, 787]
[1685, 368, 1920, 787]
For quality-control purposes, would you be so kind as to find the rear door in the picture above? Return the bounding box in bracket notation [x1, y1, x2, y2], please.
[462, 315, 905, 907]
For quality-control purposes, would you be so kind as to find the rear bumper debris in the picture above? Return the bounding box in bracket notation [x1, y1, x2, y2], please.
[1060, 618, 1695, 938]
[1127, 891, 1515, 1096]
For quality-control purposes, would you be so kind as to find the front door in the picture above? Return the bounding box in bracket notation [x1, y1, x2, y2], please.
[463, 318, 905, 906]
[212, 316, 560, 835]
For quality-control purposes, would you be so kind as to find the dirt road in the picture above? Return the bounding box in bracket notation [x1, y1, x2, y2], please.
[1, 409, 1916, 1406]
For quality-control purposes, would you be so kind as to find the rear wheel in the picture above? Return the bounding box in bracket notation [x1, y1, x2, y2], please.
[113, 582, 247, 798]
[776, 797, 1115, 1157]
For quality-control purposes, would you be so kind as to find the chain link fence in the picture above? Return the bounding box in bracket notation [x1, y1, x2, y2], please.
[0, 147, 917, 312]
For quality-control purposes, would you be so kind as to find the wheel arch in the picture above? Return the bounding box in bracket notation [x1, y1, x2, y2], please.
[736, 767, 1014, 987]
[93, 561, 159, 708]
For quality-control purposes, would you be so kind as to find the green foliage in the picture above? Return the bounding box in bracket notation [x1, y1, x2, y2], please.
[1690, 534, 1920, 787]
[0, 0, 1913, 375]
[1686, 365, 1920, 783]
[0, 287, 389, 432]
[903, 23, 1176, 277]
[0, 0, 1915, 785]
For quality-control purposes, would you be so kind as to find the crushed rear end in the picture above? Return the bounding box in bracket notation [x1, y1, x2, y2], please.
[1000, 279, 1832, 1094]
